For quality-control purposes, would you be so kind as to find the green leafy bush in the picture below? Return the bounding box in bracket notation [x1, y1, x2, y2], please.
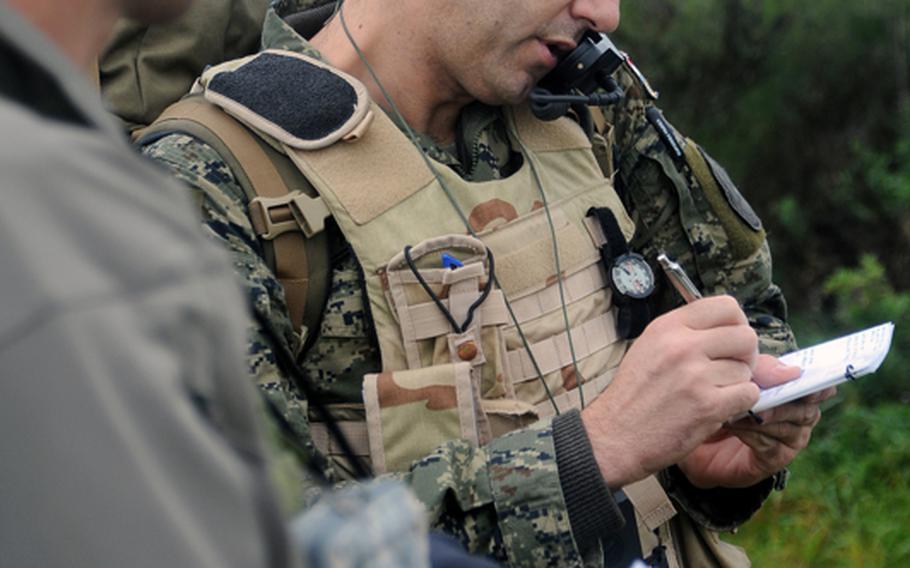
[730, 403, 910, 566]
[822, 255, 910, 405]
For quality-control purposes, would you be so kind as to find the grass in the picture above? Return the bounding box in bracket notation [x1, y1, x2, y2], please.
[729, 402, 910, 566]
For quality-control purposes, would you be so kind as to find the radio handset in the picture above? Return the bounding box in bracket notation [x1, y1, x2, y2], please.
[530, 31, 626, 121]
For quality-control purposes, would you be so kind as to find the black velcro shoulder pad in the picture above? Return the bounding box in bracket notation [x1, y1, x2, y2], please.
[202, 50, 373, 150]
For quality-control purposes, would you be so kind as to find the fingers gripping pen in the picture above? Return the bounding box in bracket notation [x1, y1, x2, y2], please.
[658, 253, 766, 424]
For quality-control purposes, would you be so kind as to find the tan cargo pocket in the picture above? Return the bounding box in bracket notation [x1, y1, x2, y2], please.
[363, 362, 479, 474]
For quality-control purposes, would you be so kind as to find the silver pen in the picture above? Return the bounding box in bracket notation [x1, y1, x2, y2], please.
[657, 253, 702, 303]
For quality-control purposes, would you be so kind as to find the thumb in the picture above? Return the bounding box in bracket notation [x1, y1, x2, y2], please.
[752, 354, 801, 388]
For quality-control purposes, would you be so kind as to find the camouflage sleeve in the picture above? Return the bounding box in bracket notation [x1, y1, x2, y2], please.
[604, 64, 797, 356]
[601, 65, 798, 530]
[141, 134, 608, 567]
[405, 418, 588, 567]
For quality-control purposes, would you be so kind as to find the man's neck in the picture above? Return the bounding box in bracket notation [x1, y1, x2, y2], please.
[5, 0, 118, 67]
[309, 4, 469, 145]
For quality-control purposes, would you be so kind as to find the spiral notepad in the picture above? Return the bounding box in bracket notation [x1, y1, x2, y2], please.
[751, 322, 895, 414]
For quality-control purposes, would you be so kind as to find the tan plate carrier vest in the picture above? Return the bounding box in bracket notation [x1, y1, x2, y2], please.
[153, 50, 693, 564]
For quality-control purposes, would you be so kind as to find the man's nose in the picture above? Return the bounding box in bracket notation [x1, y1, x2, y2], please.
[569, 0, 620, 33]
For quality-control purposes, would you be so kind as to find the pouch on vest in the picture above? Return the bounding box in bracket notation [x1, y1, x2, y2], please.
[381, 235, 516, 444]
[386, 238, 507, 378]
[363, 363, 480, 474]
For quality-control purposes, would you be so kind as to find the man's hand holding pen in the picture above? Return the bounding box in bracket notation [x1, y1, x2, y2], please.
[656, 253, 837, 488]
[582, 295, 771, 488]
[580, 254, 833, 491]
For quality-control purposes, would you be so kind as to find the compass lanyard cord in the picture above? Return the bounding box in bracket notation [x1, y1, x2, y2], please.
[336, 1, 586, 415]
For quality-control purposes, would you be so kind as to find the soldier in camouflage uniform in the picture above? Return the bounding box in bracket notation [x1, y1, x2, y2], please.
[128, 1, 833, 566]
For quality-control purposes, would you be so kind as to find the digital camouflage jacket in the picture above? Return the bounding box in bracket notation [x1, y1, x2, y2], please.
[140, 9, 796, 567]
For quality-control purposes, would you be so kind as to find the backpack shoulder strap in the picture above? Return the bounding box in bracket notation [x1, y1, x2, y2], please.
[137, 96, 332, 344]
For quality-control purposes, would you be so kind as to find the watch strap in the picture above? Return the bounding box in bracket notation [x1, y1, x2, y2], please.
[616, 295, 651, 338]
[587, 206, 629, 259]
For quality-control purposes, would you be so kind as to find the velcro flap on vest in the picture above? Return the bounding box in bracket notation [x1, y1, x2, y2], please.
[682, 137, 765, 259]
[363, 363, 479, 474]
[200, 50, 373, 150]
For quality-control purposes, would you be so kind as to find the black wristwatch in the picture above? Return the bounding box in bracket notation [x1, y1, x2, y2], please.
[587, 207, 654, 338]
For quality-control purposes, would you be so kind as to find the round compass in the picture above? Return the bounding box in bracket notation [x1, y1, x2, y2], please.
[610, 253, 655, 300]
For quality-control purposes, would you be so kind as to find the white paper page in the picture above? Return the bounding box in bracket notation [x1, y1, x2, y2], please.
[751, 322, 894, 414]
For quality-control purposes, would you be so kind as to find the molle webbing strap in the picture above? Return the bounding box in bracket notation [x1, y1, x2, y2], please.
[535, 367, 617, 418]
[507, 312, 620, 384]
[507, 263, 606, 324]
[142, 97, 329, 336]
[398, 291, 510, 341]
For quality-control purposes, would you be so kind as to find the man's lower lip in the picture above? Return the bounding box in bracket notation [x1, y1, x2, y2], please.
[537, 41, 558, 68]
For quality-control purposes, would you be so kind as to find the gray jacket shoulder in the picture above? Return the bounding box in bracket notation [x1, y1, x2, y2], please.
[0, 97, 294, 568]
